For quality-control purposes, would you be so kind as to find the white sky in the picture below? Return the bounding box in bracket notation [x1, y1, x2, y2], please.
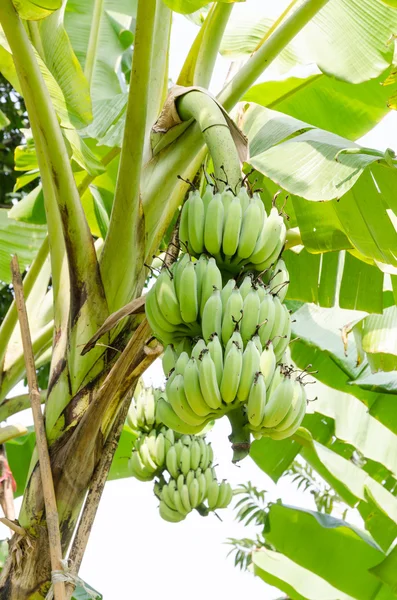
[3, 1, 397, 598]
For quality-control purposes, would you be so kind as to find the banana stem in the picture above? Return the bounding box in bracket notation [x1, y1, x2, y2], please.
[227, 407, 251, 463]
[176, 91, 241, 193]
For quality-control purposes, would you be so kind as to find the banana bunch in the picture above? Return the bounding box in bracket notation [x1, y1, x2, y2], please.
[129, 428, 175, 481]
[158, 468, 233, 523]
[145, 254, 222, 345]
[179, 186, 286, 274]
[157, 335, 282, 434]
[165, 434, 214, 478]
[247, 367, 307, 440]
[127, 383, 159, 435]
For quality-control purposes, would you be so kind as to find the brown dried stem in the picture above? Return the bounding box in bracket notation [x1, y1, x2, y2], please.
[11, 255, 66, 600]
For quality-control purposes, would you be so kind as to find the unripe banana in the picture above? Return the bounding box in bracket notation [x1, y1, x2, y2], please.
[186, 469, 195, 487]
[258, 294, 276, 347]
[129, 452, 154, 481]
[252, 334, 263, 356]
[189, 478, 200, 508]
[145, 288, 177, 344]
[239, 275, 254, 300]
[155, 433, 165, 465]
[175, 337, 193, 357]
[222, 288, 243, 346]
[198, 438, 209, 470]
[197, 472, 207, 503]
[250, 207, 286, 266]
[143, 388, 155, 426]
[175, 351, 190, 375]
[221, 342, 243, 404]
[180, 484, 192, 513]
[204, 467, 215, 491]
[180, 445, 191, 476]
[202, 289, 223, 342]
[247, 372, 267, 427]
[188, 190, 205, 255]
[198, 351, 223, 410]
[139, 440, 158, 471]
[155, 270, 183, 325]
[237, 340, 261, 402]
[240, 289, 261, 345]
[207, 479, 220, 509]
[173, 489, 189, 516]
[262, 376, 294, 428]
[260, 342, 277, 389]
[177, 472, 185, 494]
[195, 254, 208, 308]
[207, 333, 224, 386]
[225, 330, 244, 358]
[162, 344, 177, 377]
[221, 189, 234, 213]
[221, 278, 236, 309]
[169, 375, 207, 427]
[216, 481, 233, 509]
[273, 380, 304, 432]
[145, 432, 158, 463]
[161, 483, 177, 510]
[127, 403, 138, 431]
[157, 397, 206, 435]
[223, 195, 242, 257]
[266, 259, 289, 302]
[238, 187, 251, 213]
[165, 428, 175, 448]
[159, 500, 185, 522]
[268, 365, 283, 397]
[179, 260, 198, 323]
[190, 439, 201, 470]
[173, 252, 190, 300]
[191, 338, 207, 360]
[264, 392, 306, 439]
[184, 358, 214, 417]
[200, 257, 223, 317]
[202, 185, 214, 212]
[178, 198, 191, 251]
[273, 306, 291, 361]
[237, 201, 263, 259]
[204, 193, 224, 255]
[207, 443, 214, 466]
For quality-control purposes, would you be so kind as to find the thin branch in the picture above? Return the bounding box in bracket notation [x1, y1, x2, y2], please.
[100, 0, 157, 312]
[65, 387, 136, 599]
[84, 0, 104, 86]
[217, 0, 331, 111]
[10, 255, 65, 600]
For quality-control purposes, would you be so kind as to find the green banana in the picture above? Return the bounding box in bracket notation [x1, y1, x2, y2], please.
[223, 195, 242, 257]
[239, 275, 253, 300]
[162, 344, 177, 377]
[207, 333, 224, 386]
[165, 444, 179, 478]
[129, 452, 154, 482]
[156, 397, 206, 435]
[221, 189, 234, 213]
[200, 257, 223, 317]
[252, 334, 263, 356]
[225, 330, 244, 358]
[247, 372, 267, 427]
[139, 439, 158, 471]
[155, 270, 183, 325]
[180, 445, 191, 476]
[221, 278, 236, 309]
[173, 252, 190, 300]
[258, 294, 276, 347]
[179, 260, 199, 323]
[250, 207, 286, 266]
[197, 472, 207, 503]
[216, 481, 233, 509]
[188, 190, 205, 255]
[202, 185, 214, 212]
[191, 338, 207, 360]
[204, 192, 224, 255]
[159, 500, 185, 522]
[173, 489, 189, 516]
[221, 288, 243, 346]
[188, 478, 200, 508]
[237, 200, 262, 260]
[221, 342, 243, 404]
[262, 376, 294, 428]
[240, 289, 261, 345]
[168, 375, 206, 427]
[273, 380, 304, 432]
[190, 439, 201, 470]
[238, 187, 251, 213]
[260, 342, 276, 389]
[198, 351, 223, 410]
[237, 340, 261, 402]
[180, 484, 192, 513]
[184, 358, 214, 417]
[207, 479, 220, 509]
[202, 288, 223, 342]
[155, 433, 165, 465]
[199, 438, 209, 470]
[266, 259, 289, 302]
[161, 484, 177, 511]
[195, 254, 208, 308]
[175, 351, 190, 375]
[178, 198, 191, 251]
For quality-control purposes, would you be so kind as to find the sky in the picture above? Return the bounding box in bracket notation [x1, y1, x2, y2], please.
[3, 1, 397, 599]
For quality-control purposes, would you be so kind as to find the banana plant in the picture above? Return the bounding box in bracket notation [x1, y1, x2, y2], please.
[1, 0, 397, 597]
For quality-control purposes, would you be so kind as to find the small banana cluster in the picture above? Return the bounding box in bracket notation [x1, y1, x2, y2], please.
[179, 187, 286, 274]
[127, 387, 233, 522]
[247, 366, 307, 440]
[145, 254, 222, 345]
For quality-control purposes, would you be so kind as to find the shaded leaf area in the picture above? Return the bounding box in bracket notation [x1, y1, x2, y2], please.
[255, 504, 395, 600]
[0, 209, 46, 285]
[243, 105, 397, 272]
[221, 0, 397, 83]
[6, 424, 137, 498]
[65, 0, 137, 102]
